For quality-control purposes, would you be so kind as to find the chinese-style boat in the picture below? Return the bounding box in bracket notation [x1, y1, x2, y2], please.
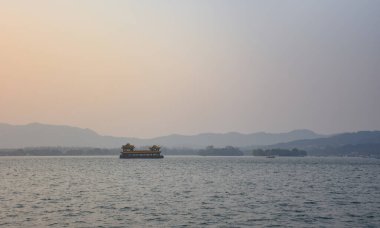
[120, 143, 164, 159]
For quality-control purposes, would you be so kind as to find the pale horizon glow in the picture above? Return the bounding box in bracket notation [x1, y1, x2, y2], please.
[1, 0, 380, 138]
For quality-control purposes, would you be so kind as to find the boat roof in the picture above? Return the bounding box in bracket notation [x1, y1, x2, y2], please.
[121, 150, 161, 154]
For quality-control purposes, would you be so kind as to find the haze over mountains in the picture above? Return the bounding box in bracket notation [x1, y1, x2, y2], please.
[0, 123, 323, 149]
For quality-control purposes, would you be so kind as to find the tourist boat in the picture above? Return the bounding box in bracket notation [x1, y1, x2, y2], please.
[120, 143, 164, 159]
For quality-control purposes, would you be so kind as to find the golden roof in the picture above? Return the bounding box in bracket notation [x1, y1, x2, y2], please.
[121, 150, 161, 154]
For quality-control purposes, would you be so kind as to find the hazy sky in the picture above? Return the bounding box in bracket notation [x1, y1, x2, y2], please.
[1, 0, 379, 137]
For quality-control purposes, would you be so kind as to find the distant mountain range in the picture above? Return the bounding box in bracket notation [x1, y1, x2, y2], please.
[1, 123, 379, 157]
[0, 123, 322, 149]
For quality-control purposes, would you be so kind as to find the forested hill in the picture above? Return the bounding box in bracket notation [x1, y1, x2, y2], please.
[267, 131, 380, 157]
[270, 131, 380, 149]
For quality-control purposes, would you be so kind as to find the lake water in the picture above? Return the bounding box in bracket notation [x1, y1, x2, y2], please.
[1, 156, 379, 227]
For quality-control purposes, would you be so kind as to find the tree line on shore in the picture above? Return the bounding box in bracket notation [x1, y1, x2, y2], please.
[199, 146, 244, 156]
[0, 147, 119, 156]
[252, 148, 307, 157]
[1, 144, 379, 158]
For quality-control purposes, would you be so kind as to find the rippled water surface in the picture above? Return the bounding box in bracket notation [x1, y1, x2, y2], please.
[1, 156, 379, 227]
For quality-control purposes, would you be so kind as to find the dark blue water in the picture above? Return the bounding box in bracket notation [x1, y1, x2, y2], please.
[1, 156, 379, 227]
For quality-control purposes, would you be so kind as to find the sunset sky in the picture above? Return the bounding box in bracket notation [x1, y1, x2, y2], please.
[1, 0, 379, 138]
